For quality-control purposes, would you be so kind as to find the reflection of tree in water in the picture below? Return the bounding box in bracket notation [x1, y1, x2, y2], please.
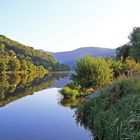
[0, 72, 69, 107]
[47, 72, 70, 81]
[58, 94, 93, 138]
[74, 104, 94, 140]
[58, 97, 86, 109]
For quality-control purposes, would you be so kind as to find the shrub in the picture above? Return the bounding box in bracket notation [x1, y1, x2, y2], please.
[60, 86, 80, 99]
[71, 55, 113, 89]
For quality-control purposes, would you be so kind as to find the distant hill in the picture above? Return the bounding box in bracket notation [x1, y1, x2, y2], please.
[43, 47, 116, 68]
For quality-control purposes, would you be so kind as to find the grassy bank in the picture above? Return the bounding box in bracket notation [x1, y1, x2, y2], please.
[75, 78, 140, 140]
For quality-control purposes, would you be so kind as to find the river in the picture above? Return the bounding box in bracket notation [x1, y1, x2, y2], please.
[0, 72, 92, 140]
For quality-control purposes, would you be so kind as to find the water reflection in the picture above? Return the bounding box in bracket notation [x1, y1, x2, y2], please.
[0, 72, 92, 140]
[75, 111, 94, 140]
[58, 97, 86, 109]
[0, 72, 70, 107]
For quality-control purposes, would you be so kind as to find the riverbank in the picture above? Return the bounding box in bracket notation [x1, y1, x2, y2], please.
[75, 78, 140, 140]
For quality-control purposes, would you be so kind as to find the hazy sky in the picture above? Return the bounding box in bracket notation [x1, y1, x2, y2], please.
[0, 0, 140, 52]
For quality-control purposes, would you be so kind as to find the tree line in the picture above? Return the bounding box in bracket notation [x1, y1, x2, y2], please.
[0, 46, 47, 74]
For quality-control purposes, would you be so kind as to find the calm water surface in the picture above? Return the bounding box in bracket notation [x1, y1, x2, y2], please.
[0, 73, 91, 140]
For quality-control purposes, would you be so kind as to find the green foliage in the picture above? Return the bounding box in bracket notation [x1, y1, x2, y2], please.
[0, 35, 68, 73]
[76, 79, 140, 140]
[66, 81, 81, 91]
[60, 52, 140, 101]
[108, 57, 140, 77]
[107, 58, 124, 77]
[0, 55, 47, 74]
[8, 50, 16, 57]
[60, 86, 80, 99]
[0, 44, 5, 53]
[8, 59, 21, 71]
[124, 57, 140, 75]
[72, 55, 113, 89]
[129, 27, 140, 61]
[21, 60, 28, 71]
[116, 27, 140, 62]
[116, 45, 131, 61]
[60, 56, 114, 99]
[0, 35, 68, 71]
[0, 35, 70, 71]
[0, 35, 56, 65]
[0, 60, 7, 72]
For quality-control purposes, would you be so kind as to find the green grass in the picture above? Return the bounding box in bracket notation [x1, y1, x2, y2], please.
[75, 79, 140, 140]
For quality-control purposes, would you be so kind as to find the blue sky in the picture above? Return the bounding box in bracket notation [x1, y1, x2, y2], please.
[0, 0, 140, 52]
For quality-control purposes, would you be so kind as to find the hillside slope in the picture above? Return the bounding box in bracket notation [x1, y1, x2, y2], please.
[0, 35, 70, 71]
[0, 35, 57, 70]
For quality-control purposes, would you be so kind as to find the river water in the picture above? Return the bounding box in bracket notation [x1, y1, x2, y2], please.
[0, 72, 92, 140]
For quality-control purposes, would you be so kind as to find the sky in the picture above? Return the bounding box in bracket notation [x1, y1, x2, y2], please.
[0, 0, 140, 52]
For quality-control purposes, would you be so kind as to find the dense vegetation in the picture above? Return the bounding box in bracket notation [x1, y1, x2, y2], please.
[60, 27, 140, 99]
[60, 56, 140, 99]
[0, 45, 47, 74]
[0, 35, 70, 71]
[76, 78, 140, 140]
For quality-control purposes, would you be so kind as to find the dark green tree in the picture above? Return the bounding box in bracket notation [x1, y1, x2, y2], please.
[116, 44, 131, 61]
[129, 27, 140, 62]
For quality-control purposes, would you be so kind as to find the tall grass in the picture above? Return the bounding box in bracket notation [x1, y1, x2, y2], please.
[75, 78, 140, 140]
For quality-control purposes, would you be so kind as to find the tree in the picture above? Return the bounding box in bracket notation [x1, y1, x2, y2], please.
[71, 56, 113, 89]
[129, 27, 140, 62]
[116, 44, 131, 61]
[8, 59, 21, 72]
[0, 61, 7, 72]
[8, 50, 16, 57]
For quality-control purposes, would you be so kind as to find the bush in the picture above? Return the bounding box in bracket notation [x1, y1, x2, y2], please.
[60, 86, 80, 99]
[71, 55, 113, 89]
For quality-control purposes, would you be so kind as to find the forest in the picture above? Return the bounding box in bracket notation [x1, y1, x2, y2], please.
[0, 35, 70, 73]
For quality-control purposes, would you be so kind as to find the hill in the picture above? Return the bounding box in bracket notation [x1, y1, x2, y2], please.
[44, 47, 116, 68]
[0, 35, 70, 71]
